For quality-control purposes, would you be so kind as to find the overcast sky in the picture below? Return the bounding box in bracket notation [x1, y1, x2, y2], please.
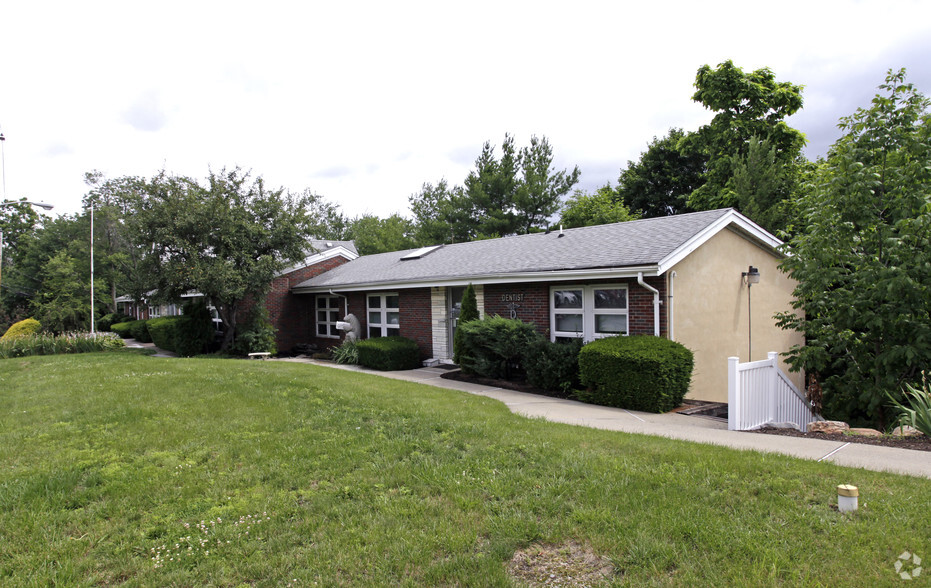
[2, 1, 930, 221]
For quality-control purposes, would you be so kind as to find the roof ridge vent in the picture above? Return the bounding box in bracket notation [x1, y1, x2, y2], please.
[401, 244, 443, 260]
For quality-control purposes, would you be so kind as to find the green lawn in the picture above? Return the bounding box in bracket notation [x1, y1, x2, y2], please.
[0, 352, 927, 586]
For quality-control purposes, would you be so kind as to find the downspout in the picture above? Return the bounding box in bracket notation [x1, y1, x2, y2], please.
[329, 289, 348, 316]
[668, 271, 676, 341]
[637, 272, 661, 337]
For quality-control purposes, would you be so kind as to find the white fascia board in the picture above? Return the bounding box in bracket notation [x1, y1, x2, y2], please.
[656, 209, 784, 274]
[292, 265, 661, 294]
[276, 246, 359, 277]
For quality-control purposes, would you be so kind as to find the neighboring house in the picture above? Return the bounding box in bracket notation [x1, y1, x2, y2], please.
[289, 209, 803, 403]
[114, 240, 360, 350]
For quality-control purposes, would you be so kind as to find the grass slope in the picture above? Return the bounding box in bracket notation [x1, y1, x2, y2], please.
[0, 353, 927, 586]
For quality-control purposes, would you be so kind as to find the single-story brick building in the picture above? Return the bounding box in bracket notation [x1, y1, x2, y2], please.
[287, 209, 804, 403]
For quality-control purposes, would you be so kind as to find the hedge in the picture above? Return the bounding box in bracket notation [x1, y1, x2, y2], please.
[522, 337, 584, 397]
[1, 318, 42, 341]
[111, 321, 133, 338]
[146, 316, 184, 352]
[457, 316, 539, 379]
[578, 335, 694, 413]
[357, 336, 421, 371]
[111, 320, 152, 342]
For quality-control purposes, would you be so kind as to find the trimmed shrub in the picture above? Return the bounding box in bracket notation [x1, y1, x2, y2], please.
[578, 335, 694, 413]
[457, 316, 539, 379]
[97, 313, 132, 332]
[146, 316, 183, 352]
[175, 300, 215, 357]
[1, 318, 42, 341]
[127, 320, 152, 343]
[357, 336, 421, 371]
[111, 321, 133, 338]
[523, 337, 584, 397]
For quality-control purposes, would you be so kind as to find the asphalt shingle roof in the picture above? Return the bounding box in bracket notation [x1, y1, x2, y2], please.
[295, 209, 735, 290]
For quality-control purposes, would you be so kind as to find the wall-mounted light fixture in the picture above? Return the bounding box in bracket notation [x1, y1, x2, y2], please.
[741, 266, 760, 359]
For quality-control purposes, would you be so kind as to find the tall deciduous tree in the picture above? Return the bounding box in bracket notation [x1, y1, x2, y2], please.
[347, 213, 417, 255]
[777, 69, 931, 427]
[133, 167, 318, 350]
[82, 171, 149, 313]
[559, 185, 638, 229]
[682, 61, 806, 217]
[617, 128, 705, 218]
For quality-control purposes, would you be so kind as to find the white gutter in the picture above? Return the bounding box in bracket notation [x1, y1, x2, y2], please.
[668, 271, 676, 340]
[293, 265, 662, 294]
[329, 289, 348, 316]
[637, 272, 661, 337]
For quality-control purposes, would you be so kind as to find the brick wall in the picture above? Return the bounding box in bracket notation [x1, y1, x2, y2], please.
[482, 276, 667, 338]
[261, 255, 351, 352]
[398, 288, 433, 359]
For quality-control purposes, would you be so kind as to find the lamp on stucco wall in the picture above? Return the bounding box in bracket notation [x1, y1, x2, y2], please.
[741, 266, 760, 359]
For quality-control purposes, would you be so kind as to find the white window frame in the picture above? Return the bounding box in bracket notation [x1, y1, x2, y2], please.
[550, 284, 628, 341]
[315, 295, 342, 339]
[367, 292, 401, 338]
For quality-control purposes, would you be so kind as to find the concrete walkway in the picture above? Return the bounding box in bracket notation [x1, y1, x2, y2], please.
[273, 359, 931, 480]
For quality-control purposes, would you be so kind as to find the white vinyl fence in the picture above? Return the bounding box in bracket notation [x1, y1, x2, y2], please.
[727, 352, 823, 432]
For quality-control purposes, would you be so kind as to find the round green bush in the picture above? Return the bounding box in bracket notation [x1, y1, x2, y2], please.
[578, 335, 694, 413]
[1, 318, 42, 341]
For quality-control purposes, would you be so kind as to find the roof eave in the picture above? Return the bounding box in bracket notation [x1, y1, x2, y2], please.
[656, 209, 784, 274]
[292, 265, 662, 294]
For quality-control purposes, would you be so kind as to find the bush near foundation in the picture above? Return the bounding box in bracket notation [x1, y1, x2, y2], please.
[578, 335, 693, 413]
[1, 318, 42, 341]
[97, 313, 132, 332]
[457, 316, 540, 379]
[357, 336, 421, 371]
[110, 321, 133, 338]
[146, 316, 183, 352]
[112, 320, 152, 342]
[522, 337, 584, 397]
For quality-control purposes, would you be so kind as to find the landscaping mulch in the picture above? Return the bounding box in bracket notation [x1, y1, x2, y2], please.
[750, 426, 931, 452]
[440, 369, 570, 398]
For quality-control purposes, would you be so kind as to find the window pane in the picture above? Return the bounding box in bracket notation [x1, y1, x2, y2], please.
[317, 324, 328, 335]
[317, 311, 327, 322]
[386, 295, 400, 309]
[386, 326, 400, 335]
[386, 312, 400, 325]
[368, 296, 381, 309]
[595, 314, 627, 334]
[329, 311, 339, 322]
[594, 289, 626, 309]
[369, 311, 381, 325]
[368, 327, 382, 338]
[553, 290, 583, 309]
[317, 297, 327, 309]
[555, 313, 583, 333]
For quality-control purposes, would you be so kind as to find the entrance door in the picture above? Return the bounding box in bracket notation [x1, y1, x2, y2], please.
[447, 286, 466, 359]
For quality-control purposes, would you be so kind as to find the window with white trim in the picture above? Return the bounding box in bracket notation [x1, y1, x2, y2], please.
[550, 285, 628, 341]
[316, 295, 341, 338]
[367, 293, 400, 338]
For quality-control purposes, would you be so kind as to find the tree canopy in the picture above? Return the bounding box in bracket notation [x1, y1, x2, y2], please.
[681, 60, 806, 228]
[777, 69, 931, 427]
[559, 185, 638, 229]
[616, 128, 704, 218]
[133, 168, 319, 350]
[409, 134, 580, 242]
